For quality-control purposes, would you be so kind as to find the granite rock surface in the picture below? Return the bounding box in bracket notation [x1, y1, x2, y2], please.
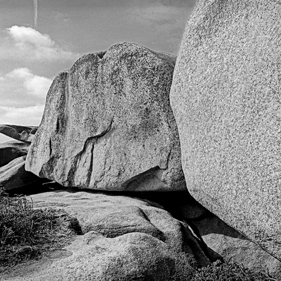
[170, 0, 281, 259]
[1, 191, 212, 280]
[193, 213, 281, 278]
[0, 156, 40, 191]
[26, 42, 185, 192]
[0, 141, 29, 167]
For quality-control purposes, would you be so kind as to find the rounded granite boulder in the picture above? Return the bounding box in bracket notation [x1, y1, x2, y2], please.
[26, 42, 185, 192]
[170, 0, 281, 260]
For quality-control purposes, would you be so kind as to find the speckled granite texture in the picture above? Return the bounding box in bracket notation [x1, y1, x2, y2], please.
[170, 0, 281, 260]
[26, 42, 186, 192]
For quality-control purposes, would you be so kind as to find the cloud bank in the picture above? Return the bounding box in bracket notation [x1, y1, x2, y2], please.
[0, 26, 76, 135]
[0, 25, 79, 62]
[0, 68, 51, 135]
[0, 68, 52, 107]
[0, 105, 44, 126]
[5, 68, 52, 98]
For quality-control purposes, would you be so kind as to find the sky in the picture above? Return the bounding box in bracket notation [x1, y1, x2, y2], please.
[0, 0, 196, 143]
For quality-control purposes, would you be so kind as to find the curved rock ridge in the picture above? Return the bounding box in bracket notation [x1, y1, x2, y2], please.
[26, 42, 185, 192]
[170, 0, 281, 259]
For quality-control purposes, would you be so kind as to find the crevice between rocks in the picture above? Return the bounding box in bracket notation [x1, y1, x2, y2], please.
[97, 51, 106, 59]
[179, 220, 222, 267]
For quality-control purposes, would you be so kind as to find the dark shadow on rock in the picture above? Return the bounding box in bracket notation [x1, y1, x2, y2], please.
[5, 180, 67, 197]
[6, 182, 247, 243]
[192, 213, 248, 241]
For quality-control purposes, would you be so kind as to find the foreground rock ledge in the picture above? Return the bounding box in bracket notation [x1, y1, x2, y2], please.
[170, 0, 281, 260]
[26, 42, 185, 192]
[2, 191, 211, 281]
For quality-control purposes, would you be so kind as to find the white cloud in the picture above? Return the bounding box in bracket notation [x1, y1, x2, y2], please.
[0, 104, 45, 143]
[0, 25, 79, 62]
[0, 68, 52, 109]
[0, 68, 50, 132]
[5, 68, 52, 98]
[0, 105, 44, 126]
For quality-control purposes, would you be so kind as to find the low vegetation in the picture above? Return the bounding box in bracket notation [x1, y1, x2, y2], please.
[0, 187, 82, 272]
[191, 260, 278, 281]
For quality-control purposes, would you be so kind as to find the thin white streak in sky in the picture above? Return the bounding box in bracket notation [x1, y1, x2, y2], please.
[33, 0, 38, 29]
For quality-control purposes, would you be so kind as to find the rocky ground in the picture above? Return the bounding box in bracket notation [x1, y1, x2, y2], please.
[2, 3, 281, 277]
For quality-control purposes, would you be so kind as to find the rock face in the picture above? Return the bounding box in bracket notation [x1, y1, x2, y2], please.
[0, 124, 37, 143]
[26, 42, 185, 192]
[0, 141, 29, 167]
[0, 156, 40, 191]
[2, 191, 212, 280]
[170, 1, 281, 259]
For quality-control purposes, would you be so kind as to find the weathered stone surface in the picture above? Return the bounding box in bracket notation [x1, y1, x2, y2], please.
[26, 42, 185, 192]
[170, 1, 281, 259]
[1, 191, 213, 280]
[0, 124, 37, 143]
[0, 156, 40, 191]
[192, 213, 281, 278]
[0, 141, 29, 167]
[3, 233, 195, 281]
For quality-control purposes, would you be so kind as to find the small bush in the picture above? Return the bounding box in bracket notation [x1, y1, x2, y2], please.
[191, 260, 278, 281]
[0, 188, 82, 271]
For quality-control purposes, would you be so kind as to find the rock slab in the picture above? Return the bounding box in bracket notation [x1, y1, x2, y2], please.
[0, 156, 40, 191]
[1, 191, 211, 280]
[26, 42, 185, 192]
[170, 0, 281, 259]
[0, 141, 29, 167]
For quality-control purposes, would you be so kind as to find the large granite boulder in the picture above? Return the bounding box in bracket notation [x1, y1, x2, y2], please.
[0, 141, 29, 167]
[2, 191, 212, 280]
[170, 1, 281, 259]
[26, 42, 185, 191]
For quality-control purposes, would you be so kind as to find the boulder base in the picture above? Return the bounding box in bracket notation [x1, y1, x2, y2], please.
[0, 141, 29, 167]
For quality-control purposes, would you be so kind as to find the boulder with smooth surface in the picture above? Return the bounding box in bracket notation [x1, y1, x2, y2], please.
[170, 0, 281, 259]
[26, 42, 185, 192]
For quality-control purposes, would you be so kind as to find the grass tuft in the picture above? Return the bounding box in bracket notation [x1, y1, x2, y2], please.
[0, 187, 82, 271]
[0, 187, 279, 280]
[191, 260, 278, 281]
